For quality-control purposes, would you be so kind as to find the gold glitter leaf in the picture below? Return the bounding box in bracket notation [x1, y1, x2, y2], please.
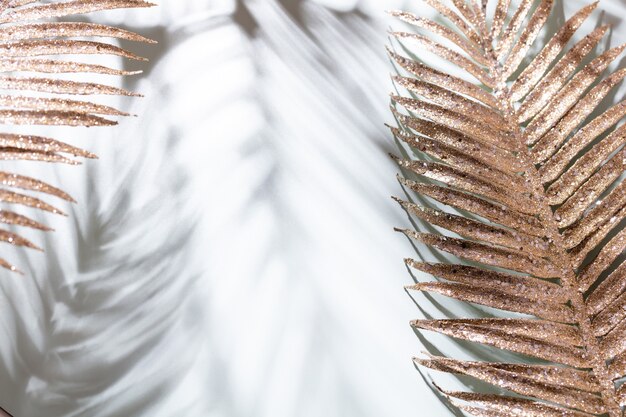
[441, 389, 596, 417]
[427, 359, 599, 392]
[398, 229, 562, 278]
[494, 0, 533, 59]
[0, 76, 141, 96]
[405, 260, 568, 302]
[391, 32, 495, 87]
[389, 11, 488, 66]
[516, 24, 609, 123]
[390, 113, 520, 173]
[410, 281, 573, 321]
[393, 95, 516, 150]
[509, 2, 597, 101]
[389, 1, 626, 415]
[553, 148, 626, 227]
[0, 95, 129, 116]
[523, 44, 626, 146]
[388, 48, 499, 108]
[397, 199, 549, 257]
[0, 209, 51, 231]
[421, 0, 484, 48]
[562, 181, 626, 249]
[570, 207, 626, 269]
[411, 320, 586, 366]
[0, 22, 155, 43]
[449, 0, 484, 33]
[421, 356, 605, 414]
[396, 159, 535, 214]
[0, 58, 142, 75]
[578, 227, 626, 292]
[586, 262, 626, 316]
[490, 0, 511, 40]
[501, 0, 554, 76]
[0, 39, 147, 61]
[0, 188, 64, 215]
[0, 1, 153, 271]
[399, 178, 546, 236]
[0, 1, 155, 23]
[391, 128, 520, 189]
[0, 133, 95, 158]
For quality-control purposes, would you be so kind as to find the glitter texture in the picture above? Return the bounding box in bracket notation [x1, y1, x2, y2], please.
[509, 2, 597, 101]
[0, 0, 154, 271]
[390, 1, 626, 415]
[516, 24, 608, 123]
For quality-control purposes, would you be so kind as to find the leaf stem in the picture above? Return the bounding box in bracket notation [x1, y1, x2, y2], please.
[490, 59, 622, 416]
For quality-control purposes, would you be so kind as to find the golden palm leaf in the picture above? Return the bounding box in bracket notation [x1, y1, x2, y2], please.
[390, 1, 626, 415]
[0, 0, 154, 273]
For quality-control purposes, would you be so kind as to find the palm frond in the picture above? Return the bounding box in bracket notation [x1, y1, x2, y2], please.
[0, 0, 154, 272]
[390, 0, 626, 415]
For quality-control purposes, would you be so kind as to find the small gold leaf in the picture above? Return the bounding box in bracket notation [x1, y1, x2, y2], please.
[0, 0, 155, 23]
[0, 58, 141, 75]
[0, 76, 141, 96]
[0, 22, 155, 43]
[510, 2, 597, 100]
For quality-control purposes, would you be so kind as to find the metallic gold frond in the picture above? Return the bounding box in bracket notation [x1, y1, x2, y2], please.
[389, 1, 626, 415]
[0, 0, 154, 271]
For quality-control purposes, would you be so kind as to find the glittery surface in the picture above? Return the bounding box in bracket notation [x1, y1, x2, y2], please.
[406, 260, 567, 302]
[579, 226, 626, 291]
[417, 353, 603, 414]
[0, 188, 63, 215]
[553, 148, 626, 227]
[0, 133, 96, 157]
[0, 209, 51, 231]
[0, 95, 130, 116]
[501, 0, 553, 77]
[516, 24, 608, 123]
[524, 44, 626, 146]
[0, 0, 154, 271]
[0, 76, 141, 96]
[586, 260, 626, 313]
[421, 0, 484, 48]
[411, 320, 586, 366]
[0, 58, 142, 75]
[509, 2, 597, 101]
[396, 158, 535, 214]
[391, 128, 519, 189]
[400, 178, 545, 236]
[0, 39, 147, 61]
[393, 95, 516, 150]
[398, 228, 562, 278]
[0, 22, 156, 43]
[546, 129, 626, 207]
[490, 0, 511, 40]
[495, 0, 533, 59]
[562, 180, 626, 249]
[388, 49, 498, 108]
[389, 11, 487, 66]
[390, 1, 626, 415]
[539, 99, 626, 181]
[392, 32, 494, 88]
[391, 111, 519, 171]
[398, 199, 549, 257]
[534, 98, 626, 167]
[395, 77, 510, 132]
[0, 1, 155, 24]
[444, 390, 596, 417]
[571, 206, 626, 267]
